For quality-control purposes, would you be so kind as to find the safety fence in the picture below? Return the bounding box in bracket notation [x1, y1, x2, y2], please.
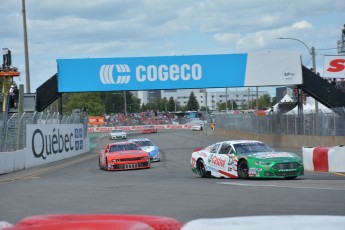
[215, 111, 345, 136]
[0, 112, 88, 152]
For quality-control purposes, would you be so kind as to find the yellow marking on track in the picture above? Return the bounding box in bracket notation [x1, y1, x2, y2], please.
[24, 176, 40, 180]
[333, 172, 345, 177]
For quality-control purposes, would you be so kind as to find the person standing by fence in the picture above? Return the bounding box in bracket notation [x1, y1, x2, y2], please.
[12, 85, 19, 109]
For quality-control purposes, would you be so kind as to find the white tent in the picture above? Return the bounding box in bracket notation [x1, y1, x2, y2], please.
[265, 94, 294, 114]
[285, 97, 335, 114]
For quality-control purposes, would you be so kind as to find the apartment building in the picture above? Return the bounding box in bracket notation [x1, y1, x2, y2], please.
[136, 88, 270, 110]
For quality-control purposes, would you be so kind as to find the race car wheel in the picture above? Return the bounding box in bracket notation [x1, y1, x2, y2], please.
[197, 160, 207, 178]
[105, 158, 109, 171]
[285, 176, 297, 180]
[238, 160, 249, 179]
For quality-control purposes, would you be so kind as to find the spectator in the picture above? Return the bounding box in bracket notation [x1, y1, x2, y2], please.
[12, 85, 19, 109]
[210, 122, 215, 130]
[9, 85, 15, 108]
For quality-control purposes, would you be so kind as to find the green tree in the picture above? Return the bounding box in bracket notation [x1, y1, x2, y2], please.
[217, 99, 238, 111]
[167, 97, 176, 112]
[200, 106, 207, 111]
[157, 97, 168, 112]
[251, 94, 272, 110]
[103, 91, 138, 114]
[62, 92, 104, 115]
[131, 96, 141, 113]
[186, 92, 199, 111]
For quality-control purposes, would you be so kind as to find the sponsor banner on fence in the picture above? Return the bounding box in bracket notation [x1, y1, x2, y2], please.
[88, 125, 193, 133]
[88, 116, 105, 126]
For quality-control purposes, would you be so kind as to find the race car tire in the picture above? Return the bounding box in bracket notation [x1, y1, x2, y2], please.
[197, 159, 207, 178]
[284, 176, 297, 180]
[238, 160, 249, 179]
[99, 158, 102, 169]
[105, 158, 109, 171]
[14, 214, 182, 230]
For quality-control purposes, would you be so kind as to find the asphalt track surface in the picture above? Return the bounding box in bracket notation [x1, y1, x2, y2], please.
[1, 129, 345, 225]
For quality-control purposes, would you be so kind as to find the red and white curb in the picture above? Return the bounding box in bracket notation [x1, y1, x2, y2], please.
[302, 145, 345, 172]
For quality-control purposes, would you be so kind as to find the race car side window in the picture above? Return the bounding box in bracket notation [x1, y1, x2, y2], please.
[210, 144, 220, 153]
[219, 143, 231, 154]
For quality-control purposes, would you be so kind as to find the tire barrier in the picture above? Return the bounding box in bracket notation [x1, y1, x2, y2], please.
[302, 145, 345, 172]
[12, 214, 182, 230]
[8, 220, 152, 230]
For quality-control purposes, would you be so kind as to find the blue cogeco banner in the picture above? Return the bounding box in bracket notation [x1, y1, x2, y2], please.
[57, 54, 248, 92]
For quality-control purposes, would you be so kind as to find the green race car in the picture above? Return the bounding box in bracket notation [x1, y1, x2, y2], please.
[191, 140, 304, 179]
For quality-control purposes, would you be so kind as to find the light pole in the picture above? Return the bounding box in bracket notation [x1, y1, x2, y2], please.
[225, 88, 228, 112]
[22, 0, 31, 93]
[278, 37, 319, 134]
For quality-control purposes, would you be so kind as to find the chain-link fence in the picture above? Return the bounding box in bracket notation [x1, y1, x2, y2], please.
[215, 111, 345, 137]
[0, 112, 88, 152]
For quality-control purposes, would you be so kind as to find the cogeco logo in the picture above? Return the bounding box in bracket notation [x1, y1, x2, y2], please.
[32, 128, 75, 160]
[136, 64, 202, 82]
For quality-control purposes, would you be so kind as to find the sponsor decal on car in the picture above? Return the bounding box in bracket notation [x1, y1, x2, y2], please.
[191, 157, 196, 168]
[249, 168, 262, 177]
[208, 154, 226, 168]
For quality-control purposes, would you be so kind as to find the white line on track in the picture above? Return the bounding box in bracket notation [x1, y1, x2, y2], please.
[217, 182, 345, 191]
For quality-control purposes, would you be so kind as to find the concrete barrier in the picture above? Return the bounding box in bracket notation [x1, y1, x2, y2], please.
[302, 145, 345, 172]
[0, 150, 25, 174]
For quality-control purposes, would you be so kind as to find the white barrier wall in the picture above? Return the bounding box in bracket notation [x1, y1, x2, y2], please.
[0, 124, 89, 174]
[0, 150, 25, 174]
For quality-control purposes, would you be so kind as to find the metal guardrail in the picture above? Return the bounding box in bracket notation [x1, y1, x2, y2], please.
[0, 112, 88, 152]
[215, 111, 345, 136]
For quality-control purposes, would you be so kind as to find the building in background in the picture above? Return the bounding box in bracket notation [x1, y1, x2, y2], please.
[136, 88, 270, 111]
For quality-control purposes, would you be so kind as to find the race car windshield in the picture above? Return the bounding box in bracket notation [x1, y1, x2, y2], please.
[233, 143, 274, 154]
[136, 141, 154, 147]
[110, 144, 141, 152]
[112, 130, 123, 133]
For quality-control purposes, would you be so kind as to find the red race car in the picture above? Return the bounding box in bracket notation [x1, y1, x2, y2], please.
[99, 142, 150, 171]
[142, 125, 158, 134]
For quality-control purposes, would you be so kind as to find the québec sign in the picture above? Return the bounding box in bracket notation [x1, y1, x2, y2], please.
[323, 55, 345, 78]
[26, 124, 84, 162]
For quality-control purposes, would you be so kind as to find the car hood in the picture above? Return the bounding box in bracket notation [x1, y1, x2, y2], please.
[107, 150, 147, 157]
[244, 152, 301, 160]
[141, 146, 156, 152]
[110, 132, 125, 135]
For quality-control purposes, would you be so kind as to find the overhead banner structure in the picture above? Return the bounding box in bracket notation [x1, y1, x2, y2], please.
[57, 52, 302, 93]
[323, 55, 345, 79]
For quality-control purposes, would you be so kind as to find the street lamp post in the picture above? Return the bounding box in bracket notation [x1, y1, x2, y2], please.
[123, 91, 127, 114]
[278, 37, 319, 134]
[22, 0, 31, 93]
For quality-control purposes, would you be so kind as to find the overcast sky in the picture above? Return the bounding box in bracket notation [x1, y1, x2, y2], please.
[1, 0, 344, 94]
